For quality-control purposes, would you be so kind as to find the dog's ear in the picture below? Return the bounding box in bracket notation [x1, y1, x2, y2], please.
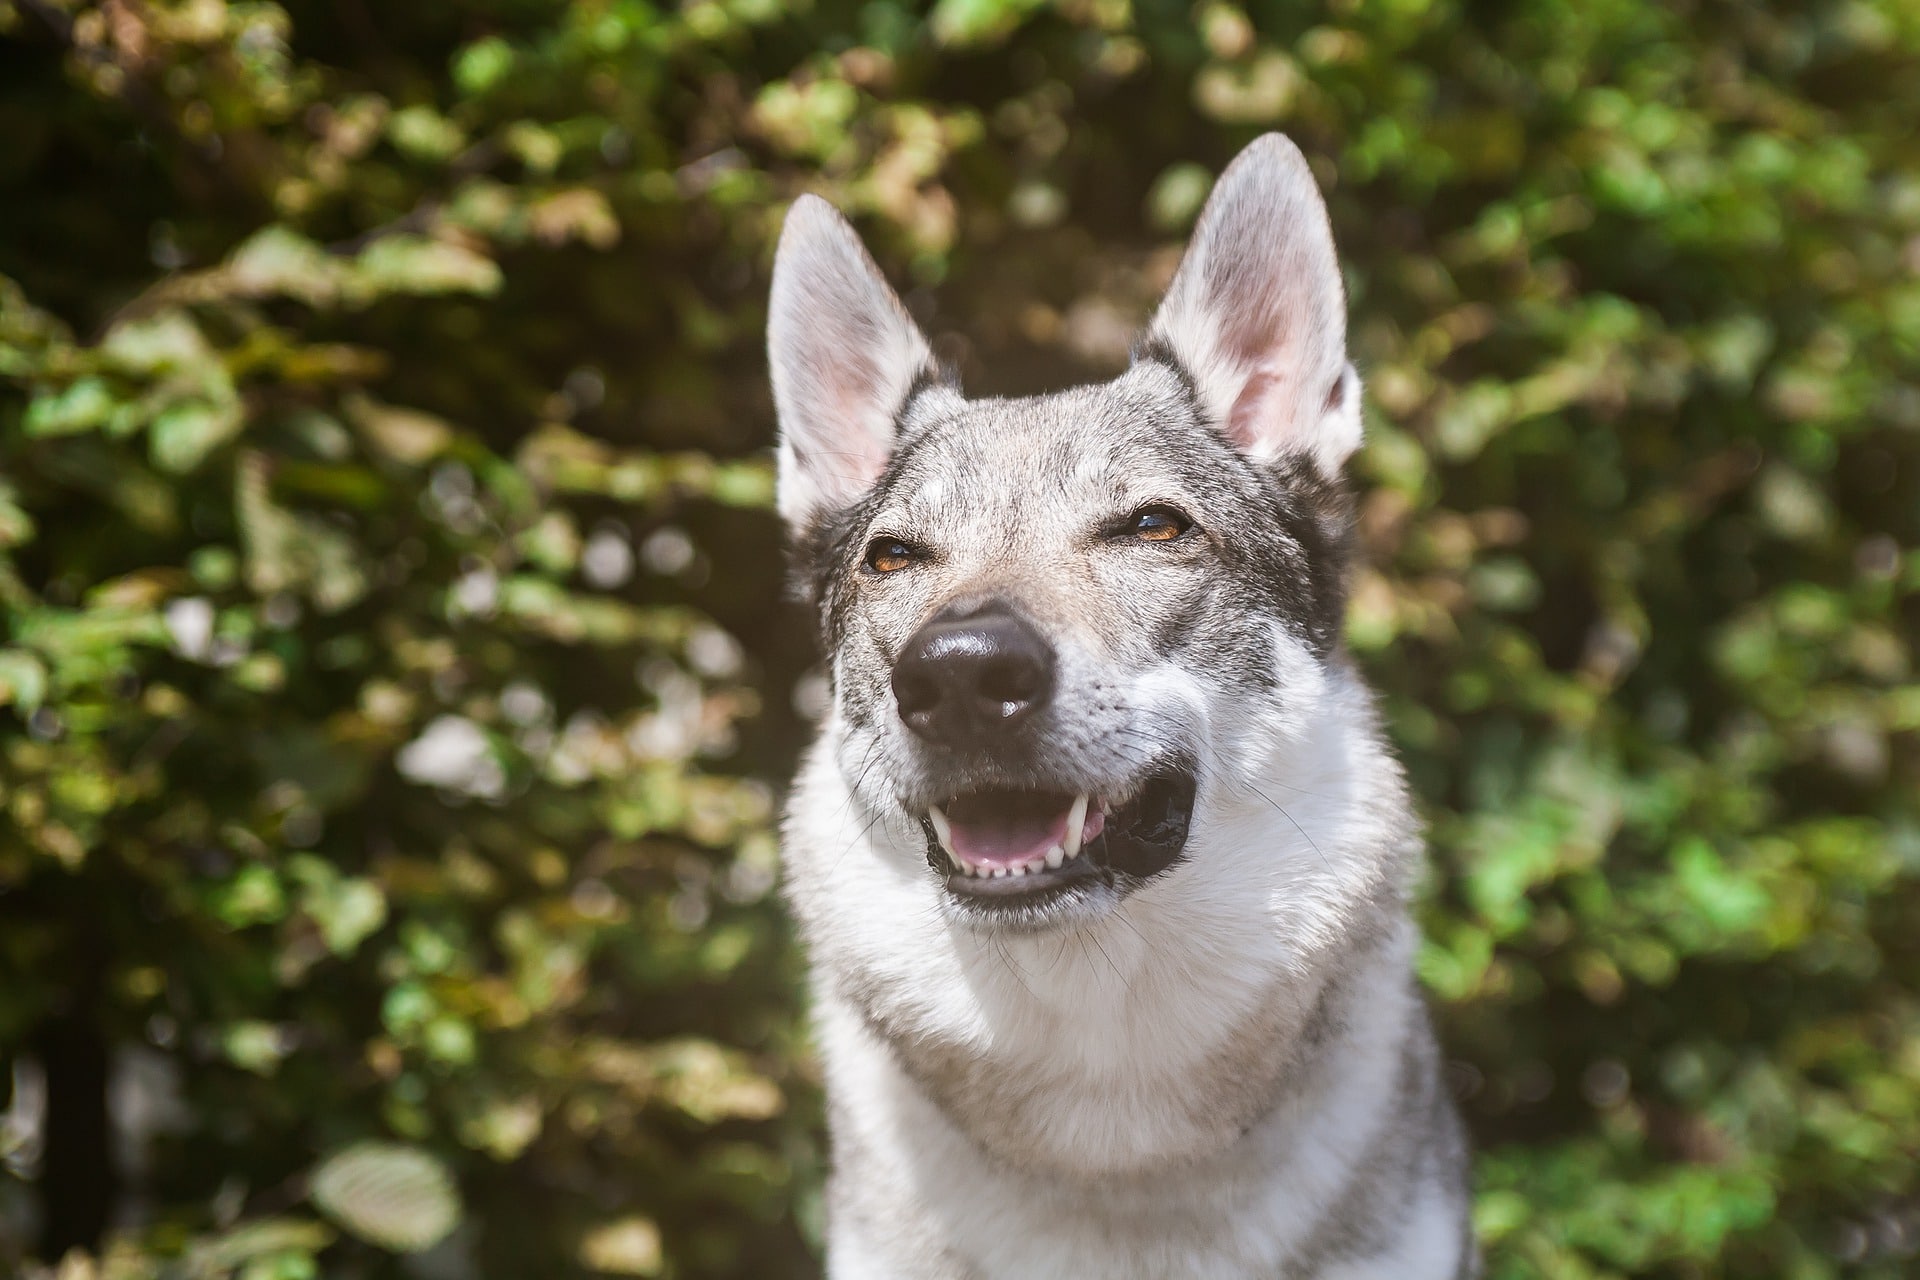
[1145, 134, 1359, 478]
[769, 195, 938, 529]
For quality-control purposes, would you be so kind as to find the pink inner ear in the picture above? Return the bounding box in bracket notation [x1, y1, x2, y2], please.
[829, 403, 892, 490]
[797, 361, 895, 499]
[1225, 359, 1300, 453]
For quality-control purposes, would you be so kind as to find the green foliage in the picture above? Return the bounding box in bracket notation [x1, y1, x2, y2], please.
[1, 0, 1917, 1277]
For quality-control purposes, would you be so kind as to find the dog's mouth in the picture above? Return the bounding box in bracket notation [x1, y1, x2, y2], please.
[916, 764, 1198, 912]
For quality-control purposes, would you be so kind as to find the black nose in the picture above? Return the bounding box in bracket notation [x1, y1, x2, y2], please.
[892, 603, 1056, 746]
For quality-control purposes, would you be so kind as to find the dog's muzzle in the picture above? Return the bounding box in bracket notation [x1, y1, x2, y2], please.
[889, 598, 1198, 923]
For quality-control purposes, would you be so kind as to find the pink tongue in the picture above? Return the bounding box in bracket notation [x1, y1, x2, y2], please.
[948, 794, 1075, 867]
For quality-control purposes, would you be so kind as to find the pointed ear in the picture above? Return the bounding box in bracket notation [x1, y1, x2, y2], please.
[768, 195, 937, 529]
[1145, 134, 1359, 477]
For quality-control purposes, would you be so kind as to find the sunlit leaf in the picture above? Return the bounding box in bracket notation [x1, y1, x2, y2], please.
[311, 1143, 461, 1253]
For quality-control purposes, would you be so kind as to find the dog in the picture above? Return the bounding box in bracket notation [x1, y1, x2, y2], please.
[768, 133, 1474, 1279]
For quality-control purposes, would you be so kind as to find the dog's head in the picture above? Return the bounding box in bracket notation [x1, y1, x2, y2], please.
[771, 135, 1362, 933]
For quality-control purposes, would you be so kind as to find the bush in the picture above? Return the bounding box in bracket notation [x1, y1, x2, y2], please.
[1, 0, 1916, 1277]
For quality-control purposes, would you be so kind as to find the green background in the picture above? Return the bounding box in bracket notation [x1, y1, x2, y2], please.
[2, 0, 1918, 1276]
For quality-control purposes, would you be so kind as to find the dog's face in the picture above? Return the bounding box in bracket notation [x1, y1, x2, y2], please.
[771, 135, 1362, 932]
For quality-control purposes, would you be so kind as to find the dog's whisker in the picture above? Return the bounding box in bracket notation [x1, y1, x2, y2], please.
[1247, 782, 1333, 874]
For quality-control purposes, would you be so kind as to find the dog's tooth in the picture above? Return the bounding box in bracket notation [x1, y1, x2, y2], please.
[1064, 793, 1089, 858]
[1044, 845, 1065, 870]
[928, 805, 966, 873]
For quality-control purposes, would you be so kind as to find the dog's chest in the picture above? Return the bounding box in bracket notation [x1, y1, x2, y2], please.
[846, 905, 1331, 1173]
[823, 969, 1427, 1280]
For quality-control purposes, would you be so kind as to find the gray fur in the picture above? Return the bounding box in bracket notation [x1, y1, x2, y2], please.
[771, 133, 1475, 1278]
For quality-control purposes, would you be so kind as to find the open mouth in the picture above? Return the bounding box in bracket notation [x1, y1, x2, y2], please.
[917, 765, 1198, 912]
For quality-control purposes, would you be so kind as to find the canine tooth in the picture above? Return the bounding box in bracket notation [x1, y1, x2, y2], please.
[1064, 793, 1090, 858]
[1044, 845, 1065, 870]
[928, 805, 966, 873]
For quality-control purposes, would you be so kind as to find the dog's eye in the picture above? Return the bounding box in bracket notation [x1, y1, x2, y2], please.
[1128, 507, 1191, 542]
[864, 538, 918, 574]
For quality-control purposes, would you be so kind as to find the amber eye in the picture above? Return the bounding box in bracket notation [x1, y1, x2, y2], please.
[1129, 506, 1191, 542]
[864, 538, 918, 574]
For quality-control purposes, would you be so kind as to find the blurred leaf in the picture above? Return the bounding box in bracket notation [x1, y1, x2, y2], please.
[579, 1217, 664, 1276]
[350, 236, 502, 300]
[311, 1142, 461, 1253]
[151, 398, 243, 473]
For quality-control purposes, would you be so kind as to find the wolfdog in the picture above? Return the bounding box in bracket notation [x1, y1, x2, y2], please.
[768, 133, 1474, 1279]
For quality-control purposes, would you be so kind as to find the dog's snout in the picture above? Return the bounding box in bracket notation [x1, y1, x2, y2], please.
[892, 603, 1055, 746]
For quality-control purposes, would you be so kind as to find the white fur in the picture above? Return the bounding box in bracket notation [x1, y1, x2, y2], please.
[787, 661, 1463, 1277]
